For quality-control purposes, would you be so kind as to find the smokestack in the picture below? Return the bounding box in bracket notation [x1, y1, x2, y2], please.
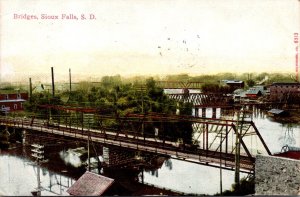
[29, 78, 32, 102]
[51, 67, 55, 97]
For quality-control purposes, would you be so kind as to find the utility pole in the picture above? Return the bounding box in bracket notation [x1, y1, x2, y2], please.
[141, 88, 144, 139]
[87, 116, 90, 171]
[69, 68, 72, 92]
[134, 85, 146, 139]
[234, 106, 245, 193]
[51, 67, 55, 97]
[220, 131, 223, 195]
[29, 78, 32, 102]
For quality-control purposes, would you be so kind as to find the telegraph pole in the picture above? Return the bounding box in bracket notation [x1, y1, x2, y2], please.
[87, 117, 90, 171]
[69, 68, 72, 92]
[29, 78, 32, 102]
[235, 106, 245, 193]
[51, 67, 55, 97]
[220, 131, 223, 195]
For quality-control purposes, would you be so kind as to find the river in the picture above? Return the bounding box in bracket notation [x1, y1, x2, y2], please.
[140, 105, 300, 195]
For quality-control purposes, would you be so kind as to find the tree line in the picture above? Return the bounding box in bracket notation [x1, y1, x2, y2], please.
[24, 76, 194, 145]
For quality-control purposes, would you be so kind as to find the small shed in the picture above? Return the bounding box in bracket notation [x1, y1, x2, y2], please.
[67, 171, 114, 196]
[267, 109, 289, 117]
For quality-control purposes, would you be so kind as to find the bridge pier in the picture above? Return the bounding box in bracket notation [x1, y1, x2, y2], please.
[202, 108, 206, 118]
[212, 108, 217, 119]
[22, 130, 26, 144]
[195, 108, 199, 117]
[102, 146, 136, 167]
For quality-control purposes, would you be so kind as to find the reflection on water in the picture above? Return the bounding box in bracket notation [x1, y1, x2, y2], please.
[142, 106, 300, 195]
[193, 106, 300, 154]
[0, 153, 75, 196]
[250, 110, 300, 153]
[1, 104, 299, 195]
[142, 158, 247, 195]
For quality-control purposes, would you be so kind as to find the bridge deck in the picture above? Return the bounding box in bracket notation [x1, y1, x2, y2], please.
[0, 117, 255, 172]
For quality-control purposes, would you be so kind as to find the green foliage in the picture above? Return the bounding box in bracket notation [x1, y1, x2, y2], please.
[23, 75, 194, 144]
[246, 79, 255, 87]
[215, 176, 255, 196]
[163, 72, 295, 85]
[24, 92, 63, 118]
[0, 85, 15, 90]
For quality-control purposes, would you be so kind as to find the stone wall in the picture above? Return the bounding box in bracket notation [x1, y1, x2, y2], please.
[255, 154, 300, 195]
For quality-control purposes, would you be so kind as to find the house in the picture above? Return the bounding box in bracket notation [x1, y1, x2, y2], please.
[233, 88, 246, 102]
[0, 90, 28, 113]
[270, 82, 300, 102]
[245, 88, 262, 99]
[245, 86, 266, 99]
[222, 80, 245, 90]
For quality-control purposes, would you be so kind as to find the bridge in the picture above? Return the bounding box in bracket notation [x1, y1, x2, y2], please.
[0, 105, 271, 173]
[156, 81, 203, 89]
[166, 93, 233, 108]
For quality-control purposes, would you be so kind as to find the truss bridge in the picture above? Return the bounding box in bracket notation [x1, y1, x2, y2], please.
[0, 106, 271, 173]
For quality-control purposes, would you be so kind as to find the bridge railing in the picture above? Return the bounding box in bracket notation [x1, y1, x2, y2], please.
[0, 113, 271, 172]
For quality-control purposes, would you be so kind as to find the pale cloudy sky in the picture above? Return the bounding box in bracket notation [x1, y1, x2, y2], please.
[0, 0, 299, 82]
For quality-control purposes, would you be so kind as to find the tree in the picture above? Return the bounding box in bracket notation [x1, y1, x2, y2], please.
[246, 79, 255, 87]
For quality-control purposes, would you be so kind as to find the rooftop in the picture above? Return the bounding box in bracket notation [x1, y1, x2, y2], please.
[0, 99, 26, 103]
[271, 82, 300, 86]
[246, 89, 262, 95]
[224, 80, 244, 84]
[268, 109, 286, 115]
[67, 171, 114, 196]
[274, 151, 300, 160]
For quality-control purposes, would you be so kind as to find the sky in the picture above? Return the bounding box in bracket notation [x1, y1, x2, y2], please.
[0, 0, 299, 82]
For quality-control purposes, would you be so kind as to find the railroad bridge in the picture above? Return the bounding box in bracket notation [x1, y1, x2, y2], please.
[0, 105, 271, 174]
[156, 81, 203, 89]
[166, 93, 233, 108]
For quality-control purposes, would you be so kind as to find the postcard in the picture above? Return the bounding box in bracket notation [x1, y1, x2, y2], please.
[0, 0, 299, 196]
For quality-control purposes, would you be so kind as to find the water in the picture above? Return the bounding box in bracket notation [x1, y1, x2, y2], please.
[0, 150, 75, 196]
[252, 113, 300, 153]
[1, 94, 299, 195]
[142, 158, 247, 195]
[140, 106, 300, 195]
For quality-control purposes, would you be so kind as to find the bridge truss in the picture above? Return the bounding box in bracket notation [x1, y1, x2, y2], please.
[0, 105, 271, 173]
[156, 81, 203, 89]
[166, 93, 233, 108]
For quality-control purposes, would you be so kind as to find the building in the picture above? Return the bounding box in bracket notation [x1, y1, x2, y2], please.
[0, 90, 28, 113]
[245, 89, 262, 99]
[245, 86, 266, 99]
[270, 82, 300, 102]
[222, 80, 245, 90]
